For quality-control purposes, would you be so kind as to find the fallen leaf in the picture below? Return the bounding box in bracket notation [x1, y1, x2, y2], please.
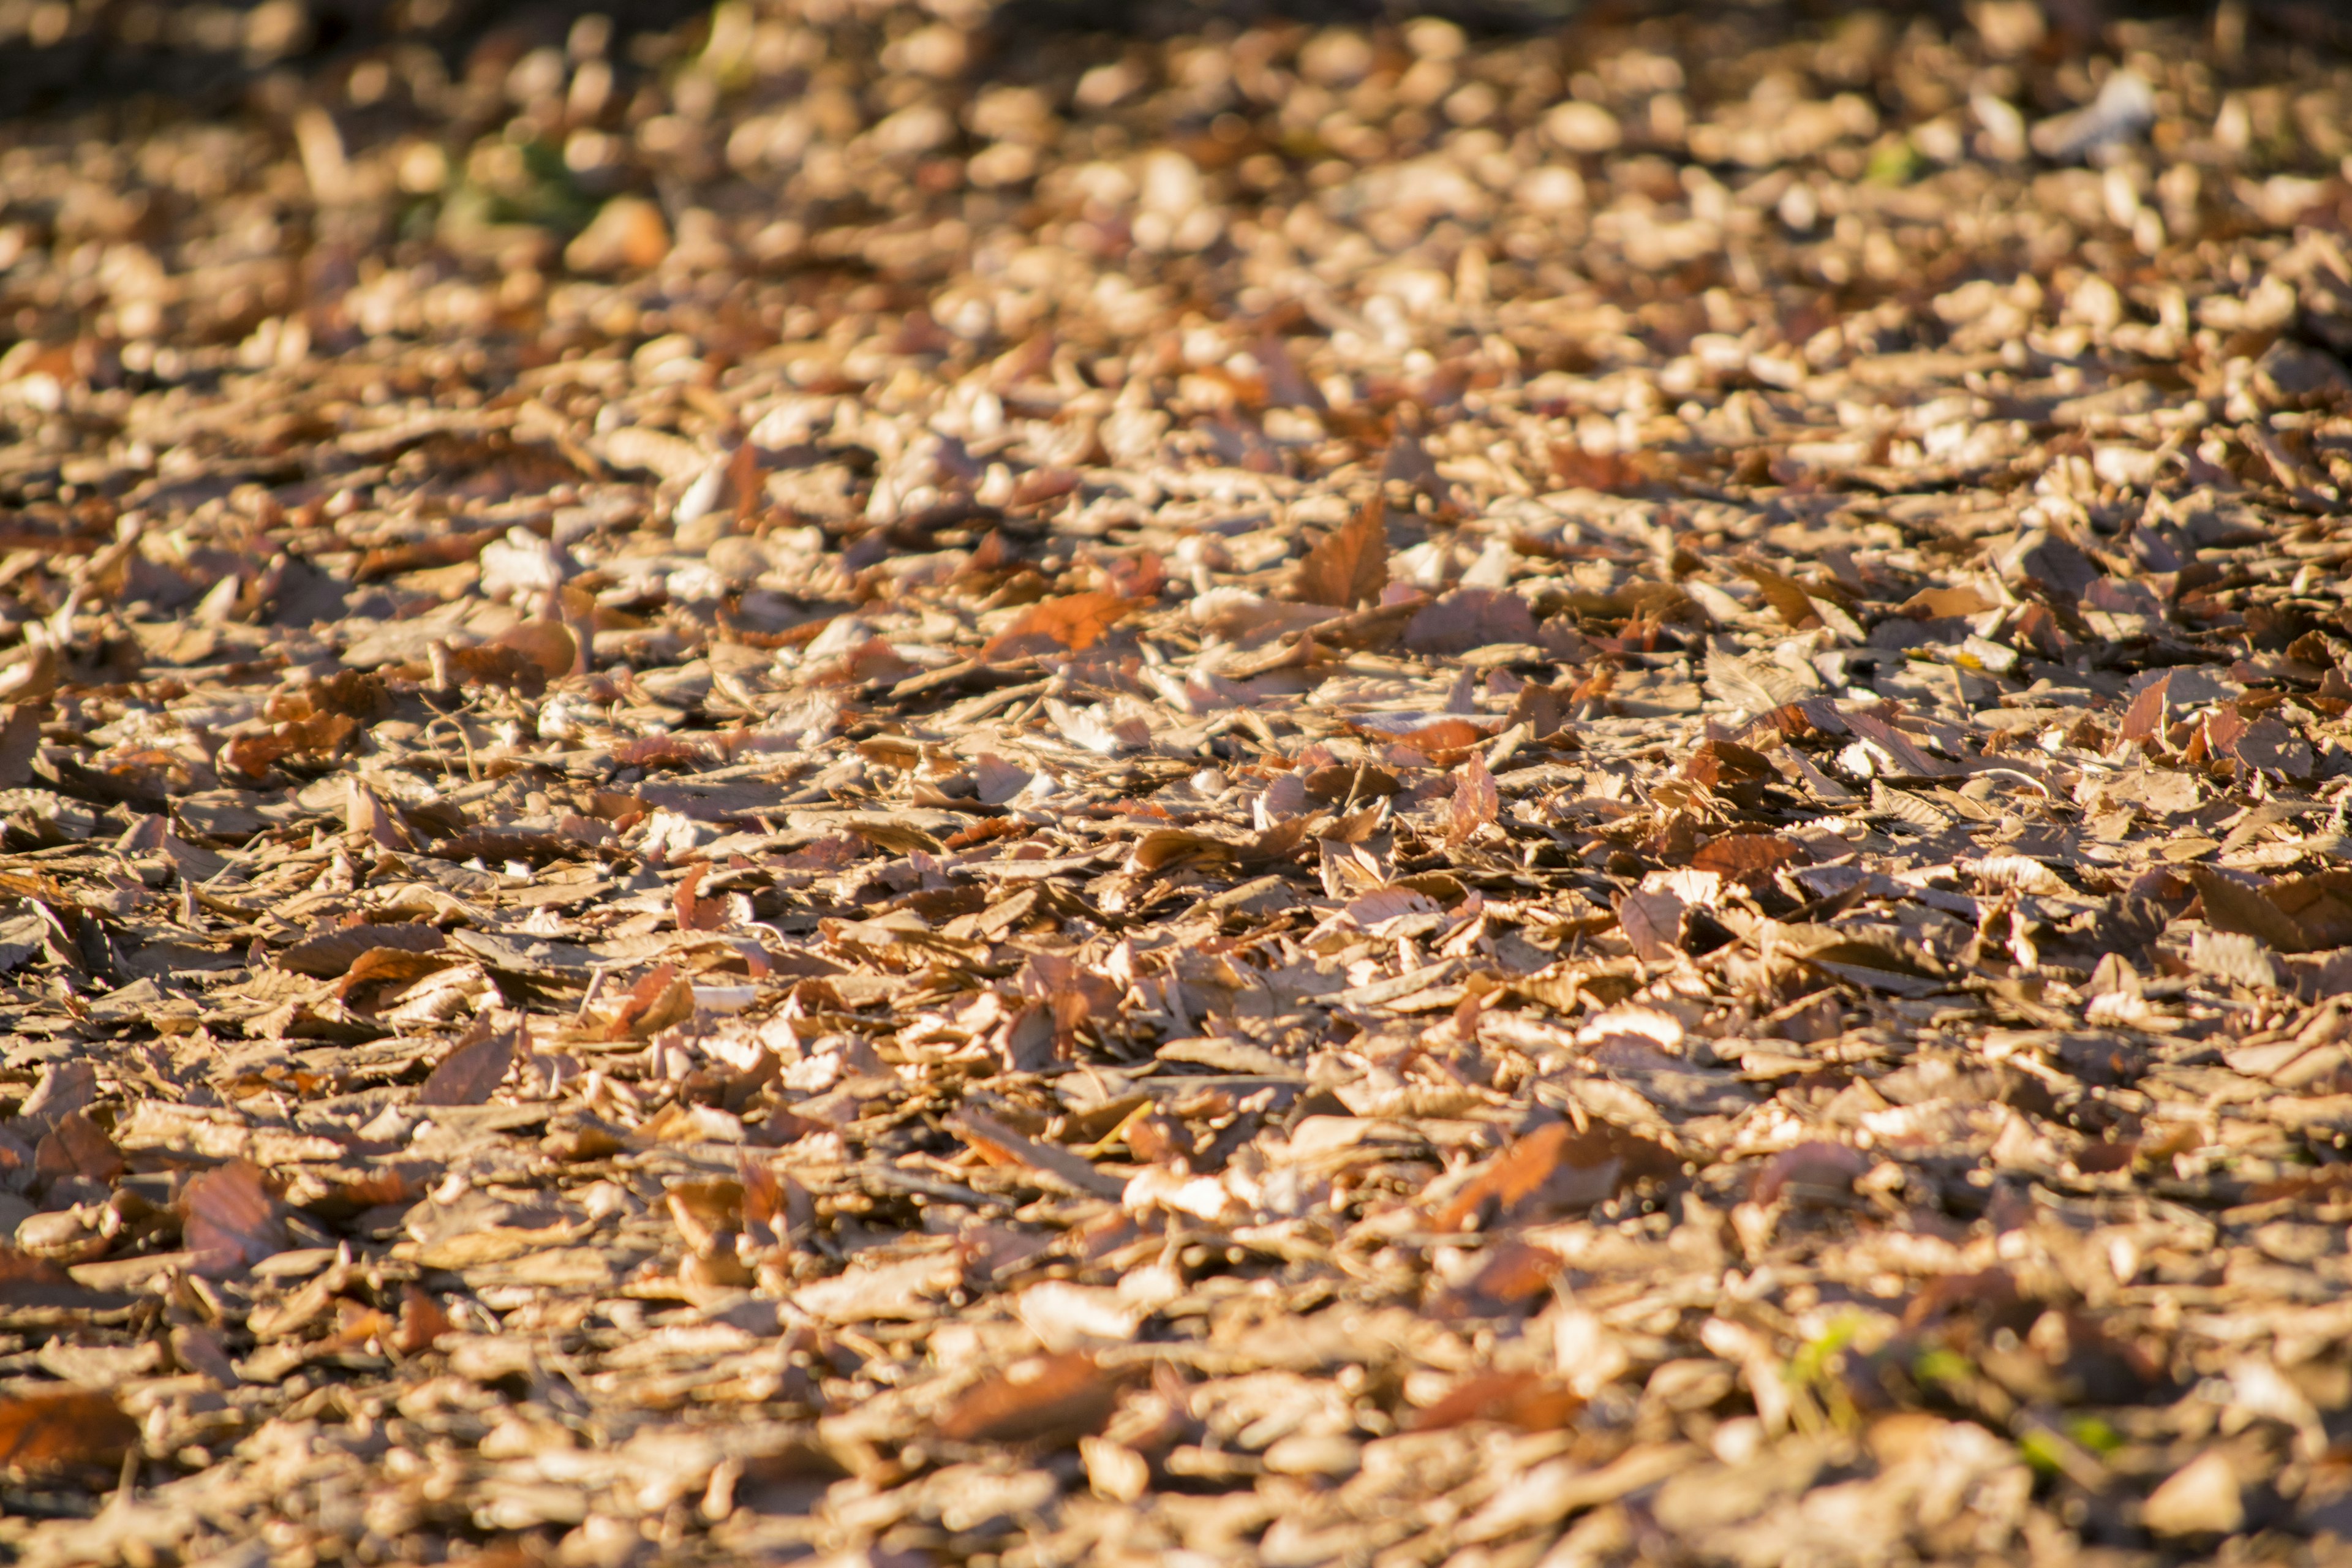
[1409, 1371, 1583, 1431]
[1446, 752, 1499, 847]
[936, 1353, 1118, 1446]
[1286, 497, 1389, 609]
[980, 591, 1134, 662]
[1404, 587, 1539, 655]
[419, 1017, 519, 1106]
[183, 1161, 285, 1278]
[1617, 889, 1687, 963]
[0, 1389, 139, 1476]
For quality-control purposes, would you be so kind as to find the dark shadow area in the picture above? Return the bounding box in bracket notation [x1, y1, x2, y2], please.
[0, 1, 711, 120]
[2, 0, 2346, 127]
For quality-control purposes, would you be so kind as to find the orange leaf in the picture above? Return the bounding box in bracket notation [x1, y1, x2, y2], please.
[2119, 672, 2171, 746]
[1735, 561, 1824, 631]
[937, 1352, 1118, 1445]
[1410, 1370, 1583, 1432]
[495, 619, 579, 682]
[394, 1285, 452, 1355]
[981, 591, 1134, 663]
[1689, 832, 1806, 886]
[674, 862, 726, 932]
[1286, 496, 1389, 609]
[0, 1389, 139, 1477]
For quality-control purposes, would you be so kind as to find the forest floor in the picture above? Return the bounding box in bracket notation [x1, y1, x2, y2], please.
[4, 1, 2352, 1564]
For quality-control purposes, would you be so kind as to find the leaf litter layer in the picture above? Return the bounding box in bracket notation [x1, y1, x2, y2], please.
[2, 0, 2352, 1563]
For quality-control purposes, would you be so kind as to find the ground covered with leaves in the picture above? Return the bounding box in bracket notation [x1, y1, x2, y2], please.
[7, 0, 2352, 1562]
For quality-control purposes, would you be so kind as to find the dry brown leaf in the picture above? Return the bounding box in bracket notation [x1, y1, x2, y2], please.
[183, 1161, 285, 1278]
[979, 591, 1134, 662]
[1433, 1122, 1672, 1232]
[1404, 587, 1539, 655]
[1286, 496, 1389, 609]
[282, 922, 447, 978]
[2119, 673, 2171, 746]
[936, 1353, 1118, 1446]
[419, 1017, 519, 1106]
[495, 618, 580, 682]
[2190, 867, 2310, 953]
[0, 1389, 139, 1477]
[1409, 1371, 1583, 1432]
[32, 1110, 124, 1186]
[1446, 752, 1499, 848]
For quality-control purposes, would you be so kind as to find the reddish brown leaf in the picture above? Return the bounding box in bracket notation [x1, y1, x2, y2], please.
[355, 526, 503, 581]
[949, 1109, 1127, 1198]
[309, 669, 394, 722]
[674, 861, 727, 932]
[219, 731, 296, 780]
[1286, 496, 1390, 609]
[1617, 888, 1687, 963]
[1446, 752, 1499, 848]
[427, 827, 570, 865]
[979, 591, 1134, 663]
[337, 945, 462, 1009]
[1344, 714, 1499, 753]
[33, 1110, 123, 1186]
[1409, 1371, 1583, 1432]
[443, 641, 550, 694]
[1433, 1122, 1670, 1232]
[393, 1286, 453, 1355]
[1430, 1238, 1564, 1319]
[1549, 446, 1647, 492]
[1682, 739, 1772, 787]
[2119, 673, 2171, 746]
[1403, 587, 1539, 655]
[1751, 1141, 1870, 1207]
[1690, 832, 1806, 884]
[612, 734, 718, 771]
[420, 1017, 519, 1106]
[609, 964, 695, 1040]
[936, 1352, 1117, 1446]
[281, 921, 447, 979]
[183, 1161, 285, 1278]
[0, 1389, 139, 1477]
